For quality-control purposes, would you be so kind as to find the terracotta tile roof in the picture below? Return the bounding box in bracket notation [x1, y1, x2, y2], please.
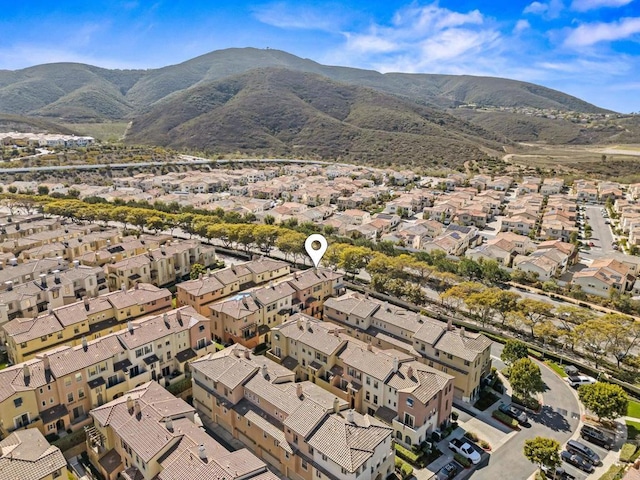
[387, 361, 453, 403]
[0, 428, 66, 480]
[307, 411, 392, 473]
[117, 307, 203, 350]
[275, 314, 346, 356]
[434, 329, 492, 362]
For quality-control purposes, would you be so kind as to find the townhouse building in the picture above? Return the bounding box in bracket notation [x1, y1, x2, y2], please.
[86, 381, 278, 480]
[3, 283, 172, 363]
[191, 344, 394, 480]
[0, 264, 106, 324]
[268, 315, 455, 448]
[176, 258, 290, 316]
[323, 292, 491, 403]
[0, 428, 67, 480]
[572, 258, 635, 297]
[0, 306, 215, 441]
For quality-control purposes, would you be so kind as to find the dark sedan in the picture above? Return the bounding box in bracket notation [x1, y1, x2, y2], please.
[498, 403, 528, 424]
[436, 462, 459, 480]
[561, 450, 595, 473]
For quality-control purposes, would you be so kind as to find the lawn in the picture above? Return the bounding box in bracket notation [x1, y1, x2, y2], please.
[627, 398, 640, 419]
[627, 420, 640, 440]
[544, 360, 568, 378]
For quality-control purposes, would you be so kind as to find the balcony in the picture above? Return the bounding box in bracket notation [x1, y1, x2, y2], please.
[106, 377, 125, 390]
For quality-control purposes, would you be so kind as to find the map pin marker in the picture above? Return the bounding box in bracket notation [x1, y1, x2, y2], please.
[305, 234, 328, 268]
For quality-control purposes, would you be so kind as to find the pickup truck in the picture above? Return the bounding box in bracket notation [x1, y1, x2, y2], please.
[448, 438, 481, 465]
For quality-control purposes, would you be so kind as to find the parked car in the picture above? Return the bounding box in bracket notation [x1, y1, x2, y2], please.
[449, 438, 481, 465]
[566, 375, 596, 388]
[498, 403, 528, 425]
[541, 464, 575, 480]
[436, 462, 459, 480]
[580, 424, 614, 450]
[561, 450, 595, 473]
[563, 365, 579, 376]
[566, 439, 602, 466]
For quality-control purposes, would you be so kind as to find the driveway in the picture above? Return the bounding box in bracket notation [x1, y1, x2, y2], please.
[468, 343, 581, 480]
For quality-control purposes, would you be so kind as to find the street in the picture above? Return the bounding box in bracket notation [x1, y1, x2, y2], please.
[582, 205, 615, 257]
[469, 343, 581, 480]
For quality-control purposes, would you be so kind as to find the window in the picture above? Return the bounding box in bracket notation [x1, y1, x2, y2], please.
[403, 413, 414, 428]
[406, 398, 414, 408]
[322, 454, 327, 461]
[78, 389, 85, 399]
[135, 348, 143, 358]
[53, 469, 62, 479]
[366, 376, 370, 385]
[75, 373, 82, 382]
[67, 392, 74, 403]
[301, 459, 308, 470]
[373, 395, 378, 405]
[13, 397, 23, 408]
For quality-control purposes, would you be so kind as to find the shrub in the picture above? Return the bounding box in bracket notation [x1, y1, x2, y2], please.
[620, 443, 638, 463]
[492, 409, 519, 429]
[598, 464, 625, 480]
[512, 395, 541, 411]
[394, 443, 422, 466]
[394, 458, 413, 479]
[479, 439, 491, 450]
[465, 431, 479, 442]
[454, 453, 471, 468]
[451, 411, 459, 421]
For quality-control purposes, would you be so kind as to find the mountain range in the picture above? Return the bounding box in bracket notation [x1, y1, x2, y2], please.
[0, 48, 625, 167]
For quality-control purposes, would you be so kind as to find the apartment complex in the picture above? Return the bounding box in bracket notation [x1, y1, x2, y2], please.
[3, 283, 172, 363]
[191, 344, 394, 480]
[323, 292, 492, 403]
[0, 305, 214, 440]
[0, 428, 67, 480]
[268, 314, 455, 448]
[86, 380, 279, 480]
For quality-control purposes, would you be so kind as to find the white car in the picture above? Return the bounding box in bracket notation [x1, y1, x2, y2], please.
[566, 375, 596, 388]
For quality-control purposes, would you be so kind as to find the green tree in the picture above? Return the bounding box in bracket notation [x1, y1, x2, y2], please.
[501, 340, 529, 366]
[37, 185, 49, 195]
[517, 299, 554, 338]
[578, 382, 629, 421]
[465, 288, 498, 326]
[523, 437, 561, 472]
[276, 231, 306, 264]
[576, 318, 613, 369]
[190, 263, 206, 280]
[263, 214, 275, 225]
[492, 290, 520, 326]
[339, 246, 372, 277]
[509, 358, 545, 400]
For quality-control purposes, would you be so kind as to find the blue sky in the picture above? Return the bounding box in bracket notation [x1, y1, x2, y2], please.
[1, 0, 639, 112]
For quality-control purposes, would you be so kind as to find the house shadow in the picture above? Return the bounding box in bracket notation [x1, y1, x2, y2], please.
[530, 405, 571, 433]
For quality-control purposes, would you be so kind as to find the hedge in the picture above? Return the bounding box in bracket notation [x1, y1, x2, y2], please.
[394, 443, 421, 465]
[597, 464, 624, 480]
[492, 410, 519, 429]
[620, 443, 637, 463]
[454, 452, 471, 468]
[394, 457, 414, 479]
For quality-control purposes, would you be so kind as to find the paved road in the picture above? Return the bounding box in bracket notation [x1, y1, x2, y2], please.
[584, 205, 615, 256]
[470, 343, 581, 480]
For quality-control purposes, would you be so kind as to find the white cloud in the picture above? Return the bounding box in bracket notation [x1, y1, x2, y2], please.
[523, 0, 564, 19]
[0, 44, 143, 70]
[514, 19, 531, 33]
[332, 3, 503, 75]
[571, 0, 634, 11]
[253, 2, 346, 31]
[564, 17, 640, 46]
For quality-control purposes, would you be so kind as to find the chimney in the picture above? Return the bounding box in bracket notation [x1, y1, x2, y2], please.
[364, 292, 369, 299]
[84, 296, 90, 311]
[446, 317, 453, 331]
[261, 364, 268, 378]
[296, 383, 303, 398]
[134, 282, 139, 290]
[198, 444, 207, 462]
[164, 313, 170, 329]
[121, 283, 126, 292]
[57, 256, 63, 266]
[393, 356, 399, 373]
[73, 260, 80, 269]
[82, 336, 88, 351]
[297, 318, 302, 330]
[9, 258, 17, 266]
[134, 400, 141, 418]
[42, 354, 50, 371]
[244, 350, 251, 360]
[107, 239, 111, 246]
[39, 273, 47, 288]
[5, 281, 12, 291]
[367, 342, 373, 352]
[54, 270, 60, 284]
[460, 326, 465, 337]
[160, 245, 166, 255]
[128, 321, 133, 334]
[407, 366, 414, 378]
[198, 272, 203, 280]
[127, 396, 134, 414]
[346, 409, 355, 424]
[233, 348, 241, 358]
[165, 418, 174, 432]
[23, 363, 30, 381]
[333, 397, 340, 413]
